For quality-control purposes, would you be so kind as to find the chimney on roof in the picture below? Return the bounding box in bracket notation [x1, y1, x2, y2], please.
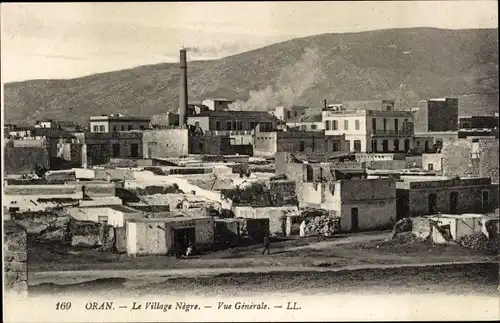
[324, 99, 327, 110]
[179, 49, 188, 127]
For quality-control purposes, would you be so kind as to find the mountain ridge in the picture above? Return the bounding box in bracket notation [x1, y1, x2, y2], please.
[4, 27, 499, 125]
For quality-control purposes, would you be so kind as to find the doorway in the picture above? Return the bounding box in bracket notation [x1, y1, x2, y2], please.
[112, 144, 120, 157]
[130, 143, 139, 158]
[449, 192, 458, 214]
[428, 193, 437, 214]
[173, 227, 195, 256]
[351, 207, 359, 232]
[482, 190, 491, 212]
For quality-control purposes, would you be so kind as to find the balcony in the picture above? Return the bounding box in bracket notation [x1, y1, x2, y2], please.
[371, 129, 414, 137]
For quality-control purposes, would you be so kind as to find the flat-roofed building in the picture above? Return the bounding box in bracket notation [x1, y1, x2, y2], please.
[89, 114, 151, 133]
[322, 109, 415, 153]
[187, 110, 278, 132]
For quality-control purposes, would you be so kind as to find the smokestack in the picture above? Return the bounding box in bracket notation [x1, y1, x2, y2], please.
[179, 49, 188, 127]
[324, 99, 327, 109]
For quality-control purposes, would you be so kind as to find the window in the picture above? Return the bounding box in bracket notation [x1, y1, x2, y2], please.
[372, 118, 377, 131]
[404, 139, 410, 152]
[382, 140, 389, 152]
[120, 125, 125, 131]
[93, 125, 99, 132]
[355, 120, 360, 130]
[237, 122, 243, 130]
[287, 111, 291, 119]
[249, 122, 255, 130]
[428, 163, 434, 170]
[394, 119, 399, 132]
[345, 140, 351, 151]
[232, 121, 237, 130]
[311, 124, 317, 130]
[226, 121, 232, 130]
[216, 121, 221, 130]
[353, 140, 361, 152]
[416, 140, 420, 146]
[294, 111, 298, 117]
[344, 120, 349, 130]
[99, 125, 105, 132]
[333, 120, 338, 130]
[372, 140, 378, 152]
[113, 125, 117, 132]
[199, 142, 204, 151]
[140, 125, 145, 130]
[325, 120, 331, 130]
[98, 216, 108, 222]
[386, 105, 392, 111]
[383, 118, 387, 131]
[128, 125, 133, 131]
[299, 141, 305, 152]
[333, 142, 339, 151]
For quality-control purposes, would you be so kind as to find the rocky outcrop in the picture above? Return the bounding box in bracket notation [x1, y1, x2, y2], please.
[4, 221, 28, 295]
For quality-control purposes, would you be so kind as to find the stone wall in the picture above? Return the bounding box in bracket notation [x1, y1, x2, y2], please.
[4, 221, 28, 295]
[479, 139, 499, 183]
[442, 138, 499, 183]
[143, 129, 189, 158]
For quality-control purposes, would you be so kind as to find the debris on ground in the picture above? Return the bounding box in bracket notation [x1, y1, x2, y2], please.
[457, 232, 499, 252]
[302, 209, 341, 236]
[382, 232, 430, 248]
[391, 217, 413, 239]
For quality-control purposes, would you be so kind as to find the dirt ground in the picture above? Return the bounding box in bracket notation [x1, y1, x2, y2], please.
[29, 262, 499, 296]
[28, 231, 498, 272]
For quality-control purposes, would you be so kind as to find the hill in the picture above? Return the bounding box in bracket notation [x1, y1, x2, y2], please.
[3, 27, 499, 125]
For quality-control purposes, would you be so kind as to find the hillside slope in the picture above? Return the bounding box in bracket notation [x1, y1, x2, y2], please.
[3, 28, 498, 125]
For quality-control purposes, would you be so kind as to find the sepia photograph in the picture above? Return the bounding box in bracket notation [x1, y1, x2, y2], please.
[1, 1, 499, 322]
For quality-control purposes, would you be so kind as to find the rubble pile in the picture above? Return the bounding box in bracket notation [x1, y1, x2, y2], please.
[391, 217, 413, 238]
[458, 232, 499, 251]
[68, 219, 115, 249]
[12, 211, 71, 242]
[304, 215, 341, 236]
[385, 232, 429, 247]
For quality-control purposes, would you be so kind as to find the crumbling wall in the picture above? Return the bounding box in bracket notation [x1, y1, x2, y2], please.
[479, 139, 499, 183]
[442, 139, 476, 178]
[4, 221, 28, 295]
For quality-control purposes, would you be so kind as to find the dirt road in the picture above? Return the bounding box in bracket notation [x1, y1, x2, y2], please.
[31, 260, 493, 285]
[286, 231, 390, 251]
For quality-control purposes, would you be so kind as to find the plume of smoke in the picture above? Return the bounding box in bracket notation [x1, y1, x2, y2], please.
[230, 47, 321, 111]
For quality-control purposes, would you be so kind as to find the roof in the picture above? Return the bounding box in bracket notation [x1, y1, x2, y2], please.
[204, 98, 233, 102]
[192, 110, 275, 119]
[4, 185, 80, 196]
[30, 128, 76, 138]
[290, 151, 354, 163]
[108, 205, 139, 213]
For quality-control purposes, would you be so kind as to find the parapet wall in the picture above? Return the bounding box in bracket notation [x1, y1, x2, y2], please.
[4, 221, 28, 295]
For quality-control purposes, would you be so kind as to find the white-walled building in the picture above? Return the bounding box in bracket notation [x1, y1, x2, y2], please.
[89, 114, 151, 133]
[201, 98, 234, 111]
[322, 109, 415, 153]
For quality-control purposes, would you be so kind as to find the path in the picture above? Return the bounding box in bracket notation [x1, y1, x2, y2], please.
[285, 231, 390, 251]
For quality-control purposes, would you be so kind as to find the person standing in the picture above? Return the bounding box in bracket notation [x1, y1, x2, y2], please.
[262, 234, 270, 255]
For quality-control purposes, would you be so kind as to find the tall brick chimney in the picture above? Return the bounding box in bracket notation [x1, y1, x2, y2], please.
[179, 49, 188, 127]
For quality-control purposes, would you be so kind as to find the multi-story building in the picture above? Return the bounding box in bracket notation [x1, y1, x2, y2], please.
[201, 98, 233, 111]
[414, 98, 459, 133]
[35, 119, 79, 131]
[285, 114, 324, 132]
[89, 114, 151, 133]
[273, 106, 309, 122]
[342, 99, 396, 111]
[322, 108, 415, 153]
[187, 110, 278, 132]
[253, 126, 347, 157]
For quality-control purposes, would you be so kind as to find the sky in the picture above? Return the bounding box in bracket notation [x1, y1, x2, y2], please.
[1, 1, 498, 82]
